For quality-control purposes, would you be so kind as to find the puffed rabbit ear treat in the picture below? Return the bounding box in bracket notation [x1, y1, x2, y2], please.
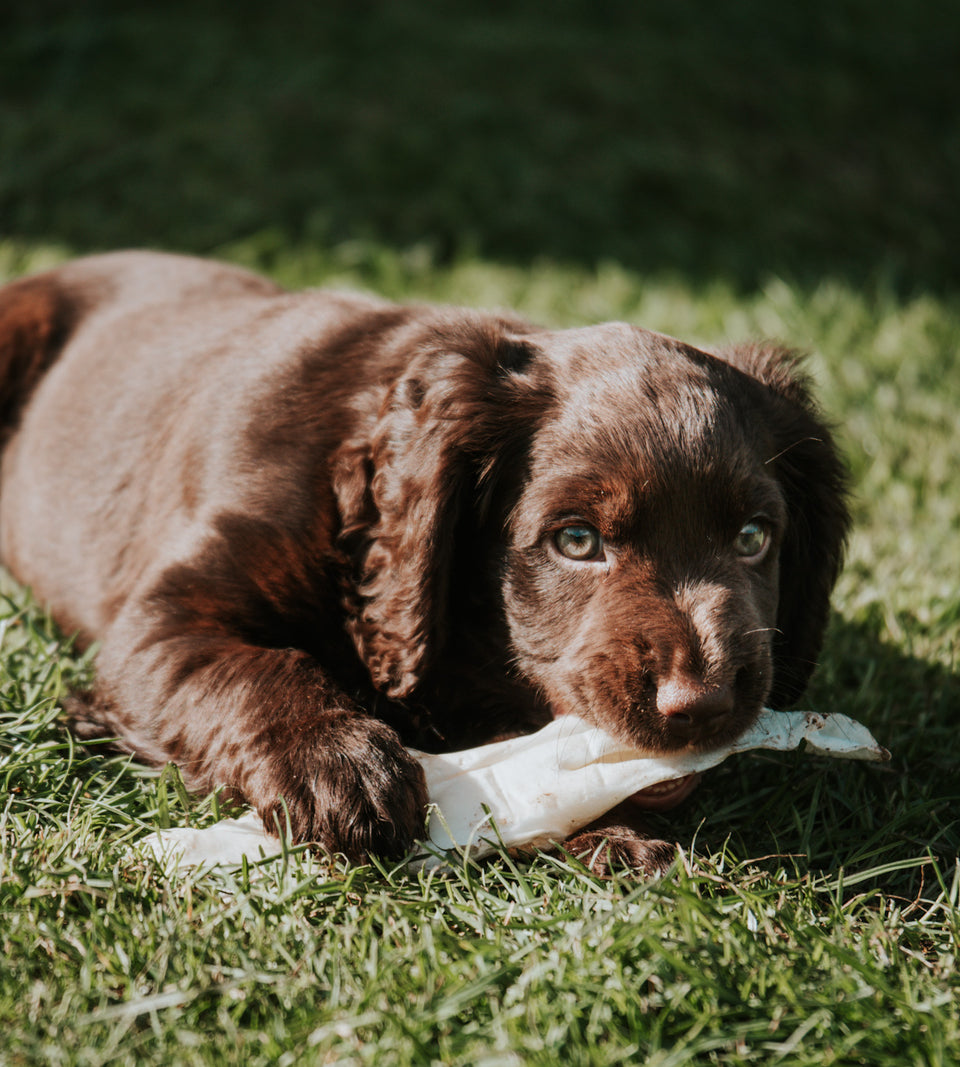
[136, 709, 888, 870]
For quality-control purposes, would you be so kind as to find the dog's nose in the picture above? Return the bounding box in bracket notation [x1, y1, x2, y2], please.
[656, 674, 735, 742]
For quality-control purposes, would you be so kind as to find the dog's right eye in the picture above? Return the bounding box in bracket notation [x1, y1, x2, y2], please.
[734, 518, 771, 560]
[554, 524, 604, 561]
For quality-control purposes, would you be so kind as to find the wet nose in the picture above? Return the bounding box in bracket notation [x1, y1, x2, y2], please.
[656, 673, 735, 743]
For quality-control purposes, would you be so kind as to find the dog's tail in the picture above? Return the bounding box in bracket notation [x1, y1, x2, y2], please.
[0, 269, 79, 447]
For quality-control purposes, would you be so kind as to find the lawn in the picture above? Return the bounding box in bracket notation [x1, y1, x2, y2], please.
[1, 2, 958, 1064]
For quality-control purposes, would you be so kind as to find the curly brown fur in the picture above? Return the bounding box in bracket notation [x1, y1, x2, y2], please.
[0, 252, 849, 869]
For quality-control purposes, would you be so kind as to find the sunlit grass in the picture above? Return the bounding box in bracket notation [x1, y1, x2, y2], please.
[2, 0, 958, 1060]
[2, 244, 958, 1065]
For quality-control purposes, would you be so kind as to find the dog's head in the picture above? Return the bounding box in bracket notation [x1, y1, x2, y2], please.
[336, 318, 849, 753]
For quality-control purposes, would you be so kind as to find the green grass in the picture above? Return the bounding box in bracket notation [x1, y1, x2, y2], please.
[2, 2, 959, 1064]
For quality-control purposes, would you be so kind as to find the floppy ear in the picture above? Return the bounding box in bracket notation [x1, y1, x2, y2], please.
[334, 319, 548, 699]
[721, 343, 851, 707]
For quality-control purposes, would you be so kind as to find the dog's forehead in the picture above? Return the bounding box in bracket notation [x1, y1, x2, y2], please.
[534, 322, 743, 457]
[508, 323, 779, 540]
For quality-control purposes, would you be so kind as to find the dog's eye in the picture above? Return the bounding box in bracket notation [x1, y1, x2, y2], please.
[734, 519, 770, 559]
[554, 524, 604, 561]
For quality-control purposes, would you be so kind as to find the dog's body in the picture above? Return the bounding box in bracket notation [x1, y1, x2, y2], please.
[0, 252, 848, 872]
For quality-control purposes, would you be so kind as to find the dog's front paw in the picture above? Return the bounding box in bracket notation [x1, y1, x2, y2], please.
[562, 825, 677, 878]
[258, 713, 428, 863]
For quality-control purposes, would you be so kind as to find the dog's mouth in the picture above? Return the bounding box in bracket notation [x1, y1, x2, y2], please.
[625, 771, 702, 811]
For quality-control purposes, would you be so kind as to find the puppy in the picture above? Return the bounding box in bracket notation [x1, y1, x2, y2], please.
[0, 252, 848, 873]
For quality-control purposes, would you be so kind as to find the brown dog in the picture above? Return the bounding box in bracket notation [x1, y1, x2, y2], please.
[0, 252, 848, 872]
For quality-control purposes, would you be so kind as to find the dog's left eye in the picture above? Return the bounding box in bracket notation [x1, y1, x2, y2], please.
[734, 519, 770, 559]
[554, 524, 604, 561]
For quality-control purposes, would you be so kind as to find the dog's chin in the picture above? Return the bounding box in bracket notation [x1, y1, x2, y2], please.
[625, 772, 702, 811]
[620, 700, 765, 810]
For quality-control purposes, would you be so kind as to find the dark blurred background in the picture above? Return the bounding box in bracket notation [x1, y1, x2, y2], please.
[1, 0, 957, 293]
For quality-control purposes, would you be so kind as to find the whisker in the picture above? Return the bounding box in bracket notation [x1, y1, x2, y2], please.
[764, 437, 822, 464]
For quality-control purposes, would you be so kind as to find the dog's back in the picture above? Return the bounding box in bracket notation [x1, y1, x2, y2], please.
[0, 253, 284, 629]
[0, 251, 278, 438]
[0, 268, 78, 448]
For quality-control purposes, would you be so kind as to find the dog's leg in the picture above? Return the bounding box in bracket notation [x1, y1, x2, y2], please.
[560, 801, 679, 878]
[83, 603, 428, 863]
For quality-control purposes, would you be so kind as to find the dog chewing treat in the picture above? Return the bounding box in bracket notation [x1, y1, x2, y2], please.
[137, 709, 888, 870]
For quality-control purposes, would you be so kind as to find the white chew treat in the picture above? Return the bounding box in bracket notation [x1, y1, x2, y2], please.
[136, 709, 889, 869]
[413, 709, 888, 858]
[140, 812, 283, 867]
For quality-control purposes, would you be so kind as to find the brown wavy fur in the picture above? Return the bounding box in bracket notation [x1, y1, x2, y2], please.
[0, 252, 848, 871]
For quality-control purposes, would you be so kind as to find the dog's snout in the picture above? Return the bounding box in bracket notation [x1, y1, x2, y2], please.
[656, 673, 735, 742]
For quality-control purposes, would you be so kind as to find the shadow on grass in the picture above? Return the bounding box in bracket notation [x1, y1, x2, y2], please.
[660, 611, 960, 898]
[2, 0, 958, 295]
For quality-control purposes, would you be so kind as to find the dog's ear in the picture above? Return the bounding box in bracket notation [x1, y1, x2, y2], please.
[721, 343, 851, 707]
[334, 318, 549, 699]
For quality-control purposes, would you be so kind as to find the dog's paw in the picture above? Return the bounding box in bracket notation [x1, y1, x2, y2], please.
[562, 825, 677, 878]
[258, 713, 428, 863]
